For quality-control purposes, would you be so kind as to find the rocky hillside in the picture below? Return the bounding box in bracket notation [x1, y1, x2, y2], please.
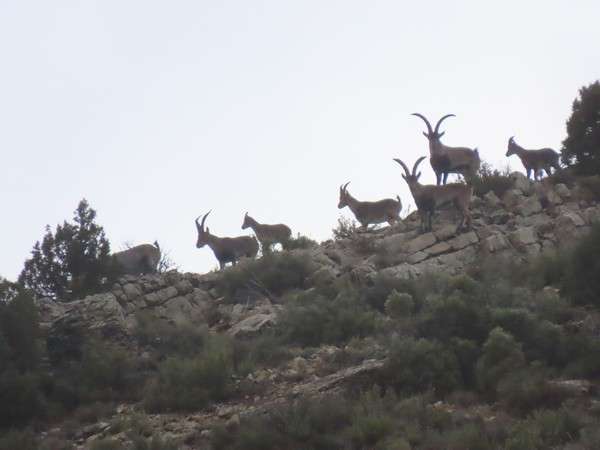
[31, 172, 600, 449]
[38, 173, 599, 342]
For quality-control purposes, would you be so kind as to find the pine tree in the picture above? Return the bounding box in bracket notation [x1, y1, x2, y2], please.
[18, 200, 113, 300]
[561, 80, 600, 175]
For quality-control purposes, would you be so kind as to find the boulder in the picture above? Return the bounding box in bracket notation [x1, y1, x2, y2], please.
[483, 191, 501, 208]
[122, 283, 142, 301]
[162, 296, 207, 326]
[447, 231, 479, 250]
[502, 189, 524, 211]
[379, 233, 412, 254]
[425, 241, 451, 256]
[583, 206, 600, 225]
[434, 224, 459, 241]
[379, 263, 422, 280]
[405, 233, 436, 254]
[482, 234, 511, 253]
[407, 251, 428, 263]
[227, 313, 277, 338]
[509, 227, 538, 249]
[510, 172, 533, 195]
[516, 196, 542, 216]
[554, 183, 571, 199]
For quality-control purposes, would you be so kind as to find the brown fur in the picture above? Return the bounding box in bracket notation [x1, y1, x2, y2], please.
[196, 212, 258, 270]
[338, 182, 402, 229]
[412, 113, 480, 185]
[394, 157, 472, 232]
[242, 213, 292, 250]
[506, 136, 560, 181]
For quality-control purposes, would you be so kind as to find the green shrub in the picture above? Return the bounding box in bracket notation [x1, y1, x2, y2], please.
[449, 338, 480, 389]
[0, 429, 37, 450]
[349, 414, 395, 448]
[0, 288, 40, 372]
[473, 162, 513, 198]
[506, 408, 584, 449]
[383, 337, 461, 396]
[282, 234, 318, 250]
[89, 439, 122, 450]
[384, 291, 414, 319]
[332, 216, 358, 240]
[563, 334, 600, 377]
[491, 309, 567, 366]
[143, 337, 233, 412]
[0, 370, 44, 429]
[217, 251, 315, 301]
[533, 288, 572, 323]
[476, 327, 526, 397]
[562, 224, 600, 307]
[418, 293, 491, 344]
[232, 332, 291, 371]
[277, 290, 378, 347]
[423, 422, 493, 450]
[361, 271, 446, 312]
[211, 396, 351, 450]
[498, 368, 571, 415]
[135, 313, 209, 358]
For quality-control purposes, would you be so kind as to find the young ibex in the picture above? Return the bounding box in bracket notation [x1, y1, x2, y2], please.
[338, 182, 402, 229]
[412, 113, 480, 185]
[241, 212, 292, 251]
[195, 211, 258, 270]
[506, 136, 560, 180]
[394, 157, 472, 232]
[113, 241, 161, 275]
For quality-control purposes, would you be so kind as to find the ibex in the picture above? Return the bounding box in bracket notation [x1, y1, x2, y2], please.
[241, 212, 292, 251]
[195, 211, 258, 270]
[113, 241, 161, 275]
[412, 113, 480, 185]
[394, 157, 472, 232]
[338, 182, 402, 229]
[506, 136, 560, 180]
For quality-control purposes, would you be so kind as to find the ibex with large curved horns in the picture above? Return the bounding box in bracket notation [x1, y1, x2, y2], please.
[412, 113, 480, 185]
[195, 211, 258, 270]
[506, 136, 560, 180]
[393, 157, 472, 233]
[338, 182, 402, 229]
[241, 212, 292, 251]
[113, 241, 161, 275]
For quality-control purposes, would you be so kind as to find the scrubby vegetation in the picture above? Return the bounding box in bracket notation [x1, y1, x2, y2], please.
[472, 162, 513, 198]
[19, 200, 116, 301]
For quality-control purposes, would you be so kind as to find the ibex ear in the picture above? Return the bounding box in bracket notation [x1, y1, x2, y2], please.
[417, 172, 422, 180]
[422, 131, 429, 138]
[402, 174, 407, 181]
[438, 131, 445, 138]
[206, 227, 210, 234]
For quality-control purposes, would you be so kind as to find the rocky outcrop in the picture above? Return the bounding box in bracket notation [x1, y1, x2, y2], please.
[39, 173, 600, 350]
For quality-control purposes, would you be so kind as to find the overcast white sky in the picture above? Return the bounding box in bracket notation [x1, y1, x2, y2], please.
[2, 1, 599, 280]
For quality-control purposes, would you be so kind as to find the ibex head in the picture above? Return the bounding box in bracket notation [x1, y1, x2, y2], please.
[338, 182, 351, 209]
[506, 136, 518, 157]
[241, 212, 252, 230]
[412, 113, 455, 141]
[195, 211, 212, 248]
[393, 156, 427, 186]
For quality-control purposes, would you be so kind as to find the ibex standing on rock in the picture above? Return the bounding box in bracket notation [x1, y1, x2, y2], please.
[241, 212, 292, 251]
[506, 136, 560, 180]
[412, 113, 480, 185]
[394, 157, 472, 233]
[195, 211, 258, 270]
[338, 182, 402, 229]
[113, 241, 161, 275]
